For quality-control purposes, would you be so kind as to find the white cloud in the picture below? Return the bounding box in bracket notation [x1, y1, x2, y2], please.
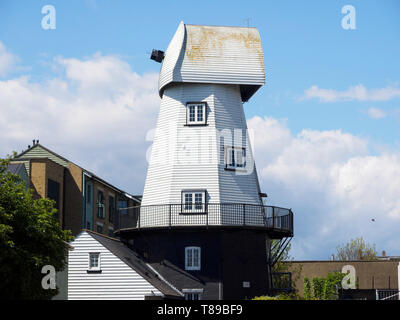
[302, 84, 400, 102]
[0, 52, 160, 193]
[248, 117, 400, 259]
[0, 41, 19, 77]
[367, 107, 386, 119]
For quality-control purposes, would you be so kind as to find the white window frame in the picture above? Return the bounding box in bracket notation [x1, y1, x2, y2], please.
[185, 246, 201, 271]
[88, 252, 101, 271]
[186, 102, 207, 125]
[97, 189, 105, 219]
[181, 190, 206, 213]
[225, 146, 246, 170]
[183, 288, 203, 300]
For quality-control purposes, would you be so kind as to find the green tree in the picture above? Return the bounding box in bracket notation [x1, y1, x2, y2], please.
[332, 237, 377, 261]
[0, 158, 73, 299]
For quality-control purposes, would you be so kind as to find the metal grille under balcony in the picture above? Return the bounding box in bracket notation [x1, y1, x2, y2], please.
[114, 204, 293, 235]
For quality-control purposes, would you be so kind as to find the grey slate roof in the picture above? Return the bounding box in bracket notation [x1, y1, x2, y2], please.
[85, 230, 183, 298]
[148, 259, 205, 291]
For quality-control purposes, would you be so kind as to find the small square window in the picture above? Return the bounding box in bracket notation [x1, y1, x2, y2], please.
[186, 102, 206, 125]
[182, 190, 206, 213]
[185, 247, 201, 271]
[88, 253, 101, 271]
[225, 146, 246, 170]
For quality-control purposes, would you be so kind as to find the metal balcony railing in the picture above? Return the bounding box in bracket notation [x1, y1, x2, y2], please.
[114, 203, 293, 235]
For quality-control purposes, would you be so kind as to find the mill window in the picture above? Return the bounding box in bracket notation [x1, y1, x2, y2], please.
[225, 146, 246, 170]
[185, 247, 201, 271]
[186, 102, 207, 125]
[182, 190, 206, 213]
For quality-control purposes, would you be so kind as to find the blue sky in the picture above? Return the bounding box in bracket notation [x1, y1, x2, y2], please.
[1, 0, 400, 144]
[1, 0, 400, 259]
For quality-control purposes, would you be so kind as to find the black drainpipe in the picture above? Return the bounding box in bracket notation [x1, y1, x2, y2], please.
[62, 167, 66, 230]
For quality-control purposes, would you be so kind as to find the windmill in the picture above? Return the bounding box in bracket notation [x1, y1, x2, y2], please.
[116, 22, 294, 300]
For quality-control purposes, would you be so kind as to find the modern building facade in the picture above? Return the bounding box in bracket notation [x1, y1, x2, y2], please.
[10, 142, 140, 236]
[115, 22, 294, 300]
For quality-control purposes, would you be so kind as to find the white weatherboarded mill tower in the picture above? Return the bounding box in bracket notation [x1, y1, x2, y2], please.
[116, 22, 293, 300]
[141, 22, 266, 226]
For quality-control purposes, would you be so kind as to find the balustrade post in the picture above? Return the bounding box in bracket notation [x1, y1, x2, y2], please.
[169, 204, 172, 228]
[243, 204, 246, 226]
[290, 209, 294, 235]
[118, 208, 121, 230]
[206, 203, 208, 227]
[272, 206, 275, 229]
[138, 207, 140, 229]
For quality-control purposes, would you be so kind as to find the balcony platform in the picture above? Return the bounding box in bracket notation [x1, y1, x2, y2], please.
[114, 204, 293, 239]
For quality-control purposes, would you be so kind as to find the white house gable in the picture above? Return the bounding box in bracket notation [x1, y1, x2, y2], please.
[68, 231, 164, 300]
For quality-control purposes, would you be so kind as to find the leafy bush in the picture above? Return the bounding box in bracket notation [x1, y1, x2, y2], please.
[253, 293, 302, 300]
[303, 272, 345, 300]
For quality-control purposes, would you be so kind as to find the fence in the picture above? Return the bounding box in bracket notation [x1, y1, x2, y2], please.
[115, 203, 293, 234]
[376, 289, 400, 300]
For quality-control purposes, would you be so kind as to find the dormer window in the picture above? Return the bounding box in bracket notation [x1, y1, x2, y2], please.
[225, 146, 246, 170]
[186, 102, 207, 125]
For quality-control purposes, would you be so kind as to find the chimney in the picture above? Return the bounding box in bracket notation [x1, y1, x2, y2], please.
[382, 250, 386, 257]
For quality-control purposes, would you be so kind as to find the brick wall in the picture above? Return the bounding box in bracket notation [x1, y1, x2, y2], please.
[286, 260, 400, 295]
[30, 160, 47, 199]
[29, 159, 65, 226]
[92, 180, 117, 236]
[64, 162, 83, 236]
[45, 159, 65, 225]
